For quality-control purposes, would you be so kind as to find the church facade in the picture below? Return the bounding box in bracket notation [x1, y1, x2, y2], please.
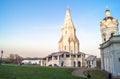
[100, 9, 120, 76]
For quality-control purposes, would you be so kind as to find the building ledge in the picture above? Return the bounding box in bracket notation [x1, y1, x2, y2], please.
[100, 35, 120, 49]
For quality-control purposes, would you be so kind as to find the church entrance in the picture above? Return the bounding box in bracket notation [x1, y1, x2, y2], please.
[78, 61, 81, 67]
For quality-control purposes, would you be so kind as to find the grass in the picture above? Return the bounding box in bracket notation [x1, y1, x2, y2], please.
[0, 65, 108, 79]
[0, 65, 85, 79]
[83, 69, 108, 79]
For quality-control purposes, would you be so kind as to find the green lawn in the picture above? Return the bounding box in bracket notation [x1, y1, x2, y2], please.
[0, 65, 85, 79]
[0, 65, 108, 79]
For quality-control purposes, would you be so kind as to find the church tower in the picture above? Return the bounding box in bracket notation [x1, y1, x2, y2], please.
[58, 8, 79, 54]
[100, 9, 119, 42]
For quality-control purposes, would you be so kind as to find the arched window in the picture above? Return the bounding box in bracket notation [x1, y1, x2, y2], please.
[104, 38, 106, 41]
[78, 61, 81, 67]
[103, 33, 106, 41]
[111, 32, 114, 37]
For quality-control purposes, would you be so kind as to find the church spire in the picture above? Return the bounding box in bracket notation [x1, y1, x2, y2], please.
[58, 8, 79, 54]
[63, 8, 74, 28]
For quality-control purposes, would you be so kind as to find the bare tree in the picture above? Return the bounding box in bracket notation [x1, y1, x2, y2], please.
[9, 54, 22, 64]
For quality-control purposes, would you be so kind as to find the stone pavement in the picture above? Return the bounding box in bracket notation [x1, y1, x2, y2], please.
[72, 68, 87, 78]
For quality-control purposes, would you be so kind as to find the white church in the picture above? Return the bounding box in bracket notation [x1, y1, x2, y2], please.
[22, 8, 96, 68]
[100, 9, 120, 76]
[39, 8, 96, 68]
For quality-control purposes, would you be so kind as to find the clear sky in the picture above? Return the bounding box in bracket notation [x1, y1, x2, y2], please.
[0, 0, 120, 58]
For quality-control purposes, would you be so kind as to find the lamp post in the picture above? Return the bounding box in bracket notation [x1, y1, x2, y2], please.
[1, 50, 3, 65]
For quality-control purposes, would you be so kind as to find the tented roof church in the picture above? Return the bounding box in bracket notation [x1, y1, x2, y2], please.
[37, 8, 96, 68]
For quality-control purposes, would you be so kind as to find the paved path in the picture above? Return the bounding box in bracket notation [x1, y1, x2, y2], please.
[72, 68, 88, 78]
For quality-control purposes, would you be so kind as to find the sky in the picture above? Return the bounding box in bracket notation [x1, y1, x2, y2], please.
[0, 0, 120, 58]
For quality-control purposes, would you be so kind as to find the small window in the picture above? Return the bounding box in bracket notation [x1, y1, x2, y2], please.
[62, 54, 64, 58]
[119, 58, 120, 62]
[103, 34, 106, 41]
[77, 55, 81, 58]
[111, 33, 114, 37]
[104, 38, 106, 41]
[54, 56, 58, 60]
[66, 55, 70, 58]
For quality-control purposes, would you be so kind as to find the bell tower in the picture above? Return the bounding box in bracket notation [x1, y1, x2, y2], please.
[100, 9, 119, 42]
[58, 8, 79, 54]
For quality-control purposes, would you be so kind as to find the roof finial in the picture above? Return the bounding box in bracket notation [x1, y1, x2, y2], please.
[66, 4, 70, 9]
[106, 5, 109, 10]
[66, 7, 70, 15]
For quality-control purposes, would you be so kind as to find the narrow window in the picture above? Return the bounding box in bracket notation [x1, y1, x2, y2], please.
[111, 33, 114, 37]
[119, 58, 120, 62]
[103, 33, 106, 41]
[62, 54, 64, 58]
[104, 38, 106, 41]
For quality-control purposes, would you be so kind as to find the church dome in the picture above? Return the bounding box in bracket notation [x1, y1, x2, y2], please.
[102, 9, 115, 21]
[103, 16, 114, 21]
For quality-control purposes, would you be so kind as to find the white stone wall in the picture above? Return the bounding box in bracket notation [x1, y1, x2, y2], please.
[41, 53, 85, 67]
[100, 36, 120, 76]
